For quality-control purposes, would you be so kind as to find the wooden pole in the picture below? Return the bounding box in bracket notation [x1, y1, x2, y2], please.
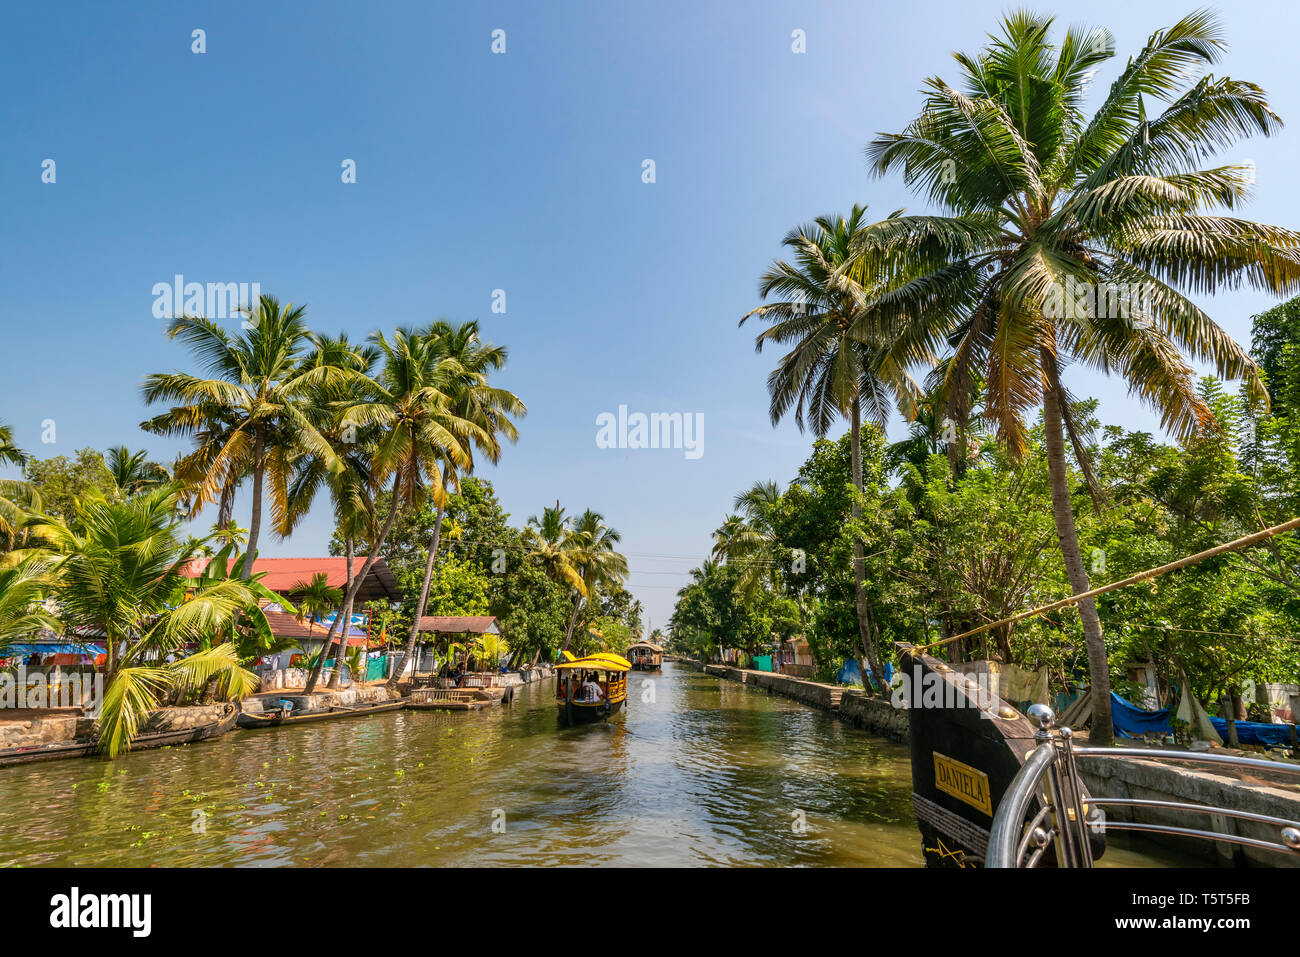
[912, 515, 1300, 654]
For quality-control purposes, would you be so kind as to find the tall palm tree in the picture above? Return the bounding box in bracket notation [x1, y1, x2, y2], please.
[273, 331, 382, 694]
[393, 320, 524, 686]
[860, 10, 1300, 741]
[523, 503, 586, 593]
[741, 205, 923, 694]
[140, 294, 351, 579]
[560, 509, 629, 653]
[322, 328, 476, 691]
[29, 486, 261, 755]
[521, 502, 587, 664]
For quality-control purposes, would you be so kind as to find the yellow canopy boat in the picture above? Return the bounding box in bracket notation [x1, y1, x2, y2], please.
[555, 653, 630, 724]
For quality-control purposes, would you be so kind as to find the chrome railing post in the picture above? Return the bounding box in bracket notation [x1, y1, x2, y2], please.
[1058, 726, 1095, 868]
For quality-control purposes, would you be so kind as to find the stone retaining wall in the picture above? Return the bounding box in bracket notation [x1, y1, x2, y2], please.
[0, 713, 79, 749]
[692, 661, 908, 740]
[838, 689, 910, 741]
[140, 704, 231, 733]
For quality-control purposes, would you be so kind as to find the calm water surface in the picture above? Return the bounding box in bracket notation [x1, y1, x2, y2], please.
[0, 664, 1177, 867]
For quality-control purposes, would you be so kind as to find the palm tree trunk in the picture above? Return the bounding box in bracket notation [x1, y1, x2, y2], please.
[241, 430, 266, 580]
[849, 396, 887, 696]
[327, 542, 358, 690]
[1041, 356, 1113, 745]
[303, 614, 340, 694]
[390, 482, 450, 687]
[559, 594, 583, 654]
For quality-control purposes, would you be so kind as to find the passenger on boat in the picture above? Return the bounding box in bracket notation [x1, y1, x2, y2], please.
[580, 673, 605, 702]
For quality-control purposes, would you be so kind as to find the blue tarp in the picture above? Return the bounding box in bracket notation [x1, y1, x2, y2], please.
[1111, 692, 1296, 748]
[1, 642, 102, 656]
[1210, 717, 1296, 748]
[1109, 691, 1173, 738]
[837, 659, 894, 687]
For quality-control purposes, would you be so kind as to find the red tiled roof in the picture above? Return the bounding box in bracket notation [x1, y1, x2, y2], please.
[182, 557, 400, 601]
[416, 615, 499, 635]
[263, 609, 370, 647]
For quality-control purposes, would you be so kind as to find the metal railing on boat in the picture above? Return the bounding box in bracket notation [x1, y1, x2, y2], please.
[987, 704, 1300, 867]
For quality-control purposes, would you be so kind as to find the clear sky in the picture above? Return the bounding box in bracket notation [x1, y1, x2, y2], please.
[3, 0, 1298, 631]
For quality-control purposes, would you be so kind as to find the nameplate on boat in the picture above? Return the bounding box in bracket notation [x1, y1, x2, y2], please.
[933, 752, 992, 817]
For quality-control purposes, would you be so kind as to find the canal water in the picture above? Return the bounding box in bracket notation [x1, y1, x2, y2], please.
[0, 664, 1179, 866]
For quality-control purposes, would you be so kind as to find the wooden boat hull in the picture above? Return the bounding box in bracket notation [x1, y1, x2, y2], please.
[236, 697, 405, 729]
[630, 662, 660, 672]
[407, 699, 490, 711]
[558, 696, 625, 725]
[0, 702, 240, 768]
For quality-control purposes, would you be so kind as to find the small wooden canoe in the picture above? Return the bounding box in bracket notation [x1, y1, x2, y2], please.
[0, 702, 240, 768]
[236, 697, 405, 729]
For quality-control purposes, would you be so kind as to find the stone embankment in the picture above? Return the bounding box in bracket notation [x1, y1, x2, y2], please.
[687, 660, 908, 741]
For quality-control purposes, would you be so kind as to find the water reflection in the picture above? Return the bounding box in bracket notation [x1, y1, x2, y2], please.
[0, 664, 1183, 867]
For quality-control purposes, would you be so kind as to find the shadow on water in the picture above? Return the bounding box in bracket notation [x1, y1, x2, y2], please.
[0, 663, 1186, 867]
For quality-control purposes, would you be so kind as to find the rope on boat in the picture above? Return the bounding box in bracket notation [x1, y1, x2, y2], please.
[910, 515, 1300, 654]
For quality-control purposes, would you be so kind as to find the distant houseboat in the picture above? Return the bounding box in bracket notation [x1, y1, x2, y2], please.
[556, 653, 630, 724]
[625, 641, 663, 671]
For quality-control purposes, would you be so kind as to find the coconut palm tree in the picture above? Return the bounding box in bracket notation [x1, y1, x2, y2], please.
[321, 328, 476, 690]
[0, 424, 37, 555]
[270, 331, 382, 694]
[28, 486, 262, 755]
[0, 423, 27, 470]
[859, 9, 1300, 741]
[712, 480, 784, 601]
[291, 572, 342, 640]
[741, 206, 924, 693]
[523, 503, 586, 594]
[140, 294, 352, 579]
[0, 555, 60, 651]
[102, 446, 172, 499]
[520, 502, 588, 664]
[393, 320, 525, 685]
[560, 509, 629, 654]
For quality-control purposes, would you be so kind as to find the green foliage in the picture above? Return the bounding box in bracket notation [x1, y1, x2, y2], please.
[675, 366, 1300, 703]
[22, 448, 116, 524]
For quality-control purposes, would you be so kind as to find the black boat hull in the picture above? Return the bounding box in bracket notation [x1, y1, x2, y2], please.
[897, 642, 1104, 868]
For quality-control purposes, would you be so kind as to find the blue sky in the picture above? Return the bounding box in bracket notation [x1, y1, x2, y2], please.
[2, 0, 1298, 630]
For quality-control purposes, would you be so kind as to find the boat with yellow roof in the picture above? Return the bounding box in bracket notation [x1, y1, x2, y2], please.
[555, 652, 630, 724]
